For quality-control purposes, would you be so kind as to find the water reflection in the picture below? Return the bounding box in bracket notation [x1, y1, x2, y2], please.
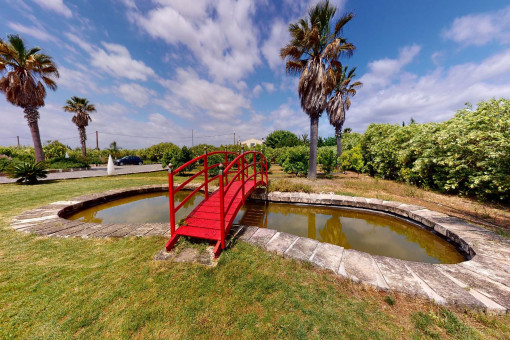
[234, 202, 464, 264]
[68, 191, 204, 224]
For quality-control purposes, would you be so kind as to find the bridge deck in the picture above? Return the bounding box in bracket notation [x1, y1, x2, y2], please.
[172, 180, 258, 241]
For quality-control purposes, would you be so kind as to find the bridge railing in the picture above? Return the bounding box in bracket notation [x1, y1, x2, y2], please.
[218, 150, 269, 248]
[168, 149, 239, 235]
[168, 147, 269, 247]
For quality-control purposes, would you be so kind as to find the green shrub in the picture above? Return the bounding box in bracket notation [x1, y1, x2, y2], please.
[282, 146, 309, 176]
[360, 98, 510, 201]
[265, 130, 301, 148]
[0, 157, 13, 172]
[6, 161, 49, 184]
[141, 142, 180, 163]
[46, 157, 89, 169]
[43, 140, 68, 159]
[318, 147, 337, 175]
[339, 145, 364, 173]
[162, 146, 195, 173]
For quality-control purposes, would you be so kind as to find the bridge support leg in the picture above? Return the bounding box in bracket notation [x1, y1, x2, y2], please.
[165, 234, 180, 252]
[213, 240, 222, 258]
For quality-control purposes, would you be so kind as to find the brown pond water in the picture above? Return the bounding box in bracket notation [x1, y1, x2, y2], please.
[68, 192, 465, 264]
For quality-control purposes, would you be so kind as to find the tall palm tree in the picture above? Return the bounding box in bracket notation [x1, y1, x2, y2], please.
[63, 96, 96, 157]
[281, 1, 354, 179]
[326, 65, 362, 156]
[0, 35, 59, 161]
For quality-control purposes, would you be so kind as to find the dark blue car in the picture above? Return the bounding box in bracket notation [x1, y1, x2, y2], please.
[114, 156, 143, 166]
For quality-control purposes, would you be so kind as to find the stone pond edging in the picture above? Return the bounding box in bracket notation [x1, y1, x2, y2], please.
[9, 185, 510, 313]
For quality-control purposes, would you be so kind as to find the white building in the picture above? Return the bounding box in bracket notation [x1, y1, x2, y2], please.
[241, 138, 264, 147]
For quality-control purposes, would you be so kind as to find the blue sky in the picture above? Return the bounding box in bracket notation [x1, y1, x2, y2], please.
[1, 0, 510, 149]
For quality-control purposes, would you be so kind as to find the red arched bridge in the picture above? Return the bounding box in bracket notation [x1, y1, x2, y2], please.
[165, 149, 268, 257]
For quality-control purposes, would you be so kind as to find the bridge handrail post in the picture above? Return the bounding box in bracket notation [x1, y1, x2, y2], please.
[253, 148, 257, 186]
[168, 164, 175, 236]
[224, 147, 228, 183]
[219, 164, 226, 249]
[204, 147, 208, 199]
[241, 146, 245, 203]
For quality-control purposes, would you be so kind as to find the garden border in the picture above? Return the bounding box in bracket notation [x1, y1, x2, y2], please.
[10, 185, 510, 313]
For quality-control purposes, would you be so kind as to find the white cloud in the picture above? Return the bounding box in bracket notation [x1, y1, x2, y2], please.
[360, 44, 421, 90]
[345, 48, 510, 132]
[159, 68, 250, 120]
[261, 20, 288, 71]
[31, 0, 72, 18]
[7, 22, 57, 42]
[116, 83, 156, 107]
[268, 102, 308, 134]
[90, 42, 156, 81]
[252, 84, 263, 97]
[128, 0, 261, 82]
[58, 66, 100, 94]
[262, 82, 275, 93]
[443, 6, 510, 46]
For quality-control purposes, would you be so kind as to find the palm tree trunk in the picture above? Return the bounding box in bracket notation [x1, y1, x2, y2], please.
[335, 123, 343, 157]
[78, 126, 87, 157]
[24, 107, 45, 162]
[308, 115, 319, 179]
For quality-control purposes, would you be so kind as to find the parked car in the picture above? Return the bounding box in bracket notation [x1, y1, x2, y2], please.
[114, 156, 143, 166]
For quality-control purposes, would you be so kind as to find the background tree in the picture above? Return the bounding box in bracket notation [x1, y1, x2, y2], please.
[265, 130, 301, 148]
[0, 35, 59, 161]
[281, 1, 354, 179]
[63, 96, 96, 157]
[326, 65, 362, 156]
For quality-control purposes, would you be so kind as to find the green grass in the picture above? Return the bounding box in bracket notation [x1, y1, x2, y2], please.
[0, 172, 509, 338]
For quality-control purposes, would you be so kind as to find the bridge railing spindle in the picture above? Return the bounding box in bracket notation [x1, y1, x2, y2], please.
[219, 164, 225, 249]
[168, 163, 175, 236]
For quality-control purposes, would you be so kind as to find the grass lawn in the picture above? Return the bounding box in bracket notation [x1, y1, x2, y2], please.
[1, 171, 509, 338]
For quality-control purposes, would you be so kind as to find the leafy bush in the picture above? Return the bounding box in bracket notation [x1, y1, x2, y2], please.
[0, 146, 35, 162]
[43, 140, 68, 159]
[0, 157, 12, 172]
[339, 144, 364, 173]
[282, 146, 309, 176]
[162, 146, 195, 173]
[140, 142, 180, 163]
[6, 161, 48, 184]
[46, 157, 89, 169]
[318, 147, 337, 174]
[360, 98, 510, 201]
[265, 130, 301, 148]
[341, 132, 362, 152]
[318, 136, 336, 147]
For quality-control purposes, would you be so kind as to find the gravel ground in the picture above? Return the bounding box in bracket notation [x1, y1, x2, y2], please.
[0, 164, 166, 184]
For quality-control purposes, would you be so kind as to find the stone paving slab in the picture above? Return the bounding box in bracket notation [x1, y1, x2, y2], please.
[310, 242, 344, 272]
[265, 232, 299, 255]
[284, 237, 318, 262]
[237, 226, 258, 241]
[10, 186, 510, 313]
[406, 262, 486, 309]
[247, 228, 277, 248]
[373, 256, 428, 297]
[339, 249, 389, 290]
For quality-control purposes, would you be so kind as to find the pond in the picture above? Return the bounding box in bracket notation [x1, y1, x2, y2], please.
[68, 192, 465, 264]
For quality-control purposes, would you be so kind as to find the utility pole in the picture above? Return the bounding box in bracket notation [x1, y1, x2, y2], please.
[233, 132, 235, 145]
[17, 136, 20, 148]
[192, 129, 194, 147]
[96, 131, 99, 150]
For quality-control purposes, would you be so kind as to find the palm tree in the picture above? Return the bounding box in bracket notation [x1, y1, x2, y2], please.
[326, 65, 362, 156]
[0, 35, 59, 161]
[63, 96, 96, 157]
[281, 1, 354, 179]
